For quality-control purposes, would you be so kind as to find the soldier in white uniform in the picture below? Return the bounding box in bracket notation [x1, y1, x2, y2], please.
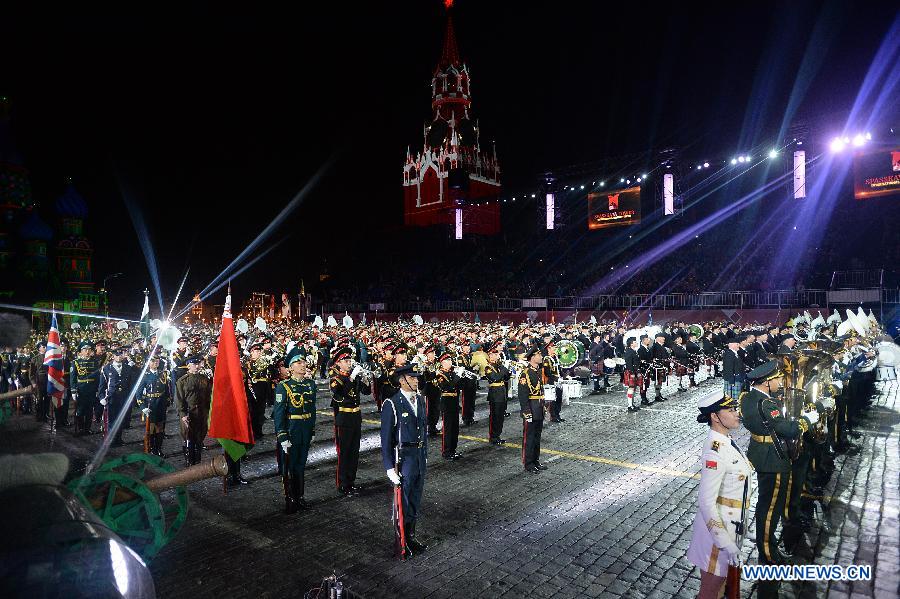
[687, 394, 756, 599]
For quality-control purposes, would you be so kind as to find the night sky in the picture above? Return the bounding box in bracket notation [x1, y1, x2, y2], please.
[2, 1, 897, 312]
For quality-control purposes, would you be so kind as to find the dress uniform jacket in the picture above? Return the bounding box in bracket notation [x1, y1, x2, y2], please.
[273, 377, 317, 478]
[722, 349, 746, 396]
[740, 387, 813, 473]
[139, 369, 170, 423]
[70, 357, 100, 417]
[484, 362, 510, 402]
[98, 362, 137, 420]
[380, 390, 427, 523]
[687, 429, 756, 577]
[175, 372, 212, 441]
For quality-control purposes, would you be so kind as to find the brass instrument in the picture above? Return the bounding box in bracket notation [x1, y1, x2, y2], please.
[780, 348, 837, 455]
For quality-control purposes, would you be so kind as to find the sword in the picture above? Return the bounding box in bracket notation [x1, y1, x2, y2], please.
[726, 476, 750, 599]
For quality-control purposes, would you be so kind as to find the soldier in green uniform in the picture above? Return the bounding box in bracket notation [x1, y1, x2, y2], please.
[329, 345, 369, 497]
[519, 346, 547, 473]
[175, 355, 212, 466]
[71, 341, 100, 435]
[274, 346, 317, 513]
[739, 360, 820, 594]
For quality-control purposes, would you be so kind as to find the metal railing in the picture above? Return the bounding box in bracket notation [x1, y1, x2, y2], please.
[320, 289, 840, 314]
[830, 269, 884, 289]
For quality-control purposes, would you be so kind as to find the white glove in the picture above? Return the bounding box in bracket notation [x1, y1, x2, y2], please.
[280, 440, 292, 451]
[523, 412, 533, 422]
[350, 364, 363, 381]
[821, 396, 835, 410]
[386, 469, 401, 486]
[721, 542, 741, 567]
[141, 408, 151, 416]
[831, 380, 843, 391]
[99, 398, 107, 406]
[802, 409, 820, 426]
[71, 391, 78, 400]
[453, 366, 465, 377]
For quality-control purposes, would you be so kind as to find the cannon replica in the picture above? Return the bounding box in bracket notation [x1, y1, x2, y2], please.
[0, 452, 227, 598]
[0, 385, 34, 425]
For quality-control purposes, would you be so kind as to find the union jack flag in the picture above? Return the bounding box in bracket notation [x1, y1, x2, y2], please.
[43, 311, 66, 409]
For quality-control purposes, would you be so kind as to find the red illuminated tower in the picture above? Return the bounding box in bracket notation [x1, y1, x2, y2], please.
[402, 2, 501, 236]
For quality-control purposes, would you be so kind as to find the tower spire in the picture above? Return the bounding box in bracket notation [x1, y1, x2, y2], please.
[439, 5, 460, 69]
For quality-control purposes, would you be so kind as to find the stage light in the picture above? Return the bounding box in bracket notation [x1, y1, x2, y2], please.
[744, 155, 752, 162]
[865, 132, 871, 140]
[626, 179, 631, 184]
[797, 141, 803, 145]
[600, 181, 605, 187]
[731, 158, 737, 165]
[531, 193, 536, 198]
[580, 185, 585, 189]
[703, 162, 709, 168]
[696, 165, 702, 170]
[620, 178, 625, 182]
[830, 137, 845, 152]
[636, 176, 641, 182]
[852, 134, 865, 147]
[768, 149, 778, 158]
[642, 173, 647, 179]
[512, 196, 516, 200]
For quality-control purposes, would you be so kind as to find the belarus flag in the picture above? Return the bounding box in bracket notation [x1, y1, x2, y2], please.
[208, 292, 255, 460]
[43, 311, 66, 409]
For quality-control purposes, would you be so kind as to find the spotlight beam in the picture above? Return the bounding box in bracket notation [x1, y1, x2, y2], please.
[0, 303, 142, 324]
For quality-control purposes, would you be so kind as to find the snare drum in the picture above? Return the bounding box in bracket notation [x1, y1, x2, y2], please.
[543, 384, 557, 403]
[559, 379, 581, 405]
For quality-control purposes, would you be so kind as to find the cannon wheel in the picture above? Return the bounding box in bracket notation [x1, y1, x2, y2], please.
[68, 453, 190, 562]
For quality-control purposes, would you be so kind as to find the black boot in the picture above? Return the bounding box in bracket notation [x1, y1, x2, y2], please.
[230, 456, 251, 485]
[407, 521, 427, 552]
[291, 476, 306, 510]
[284, 475, 298, 514]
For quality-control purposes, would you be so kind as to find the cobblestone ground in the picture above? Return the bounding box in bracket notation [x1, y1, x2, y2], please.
[2, 372, 897, 599]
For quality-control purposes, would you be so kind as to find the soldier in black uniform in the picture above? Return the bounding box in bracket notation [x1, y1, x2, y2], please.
[637, 335, 653, 405]
[739, 361, 821, 575]
[71, 341, 100, 435]
[650, 333, 670, 402]
[458, 343, 478, 426]
[623, 337, 641, 412]
[30, 341, 50, 422]
[519, 346, 546, 473]
[329, 346, 370, 497]
[483, 339, 510, 444]
[722, 337, 746, 400]
[169, 336, 191, 398]
[434, 351, 463, 460]
[671, 335, 692, 392]
[421, 344, 441, 437]
[137, 353, 170, 456]
[542, 341, 565, 423]
[98, 346, 138, 446]
[377, 342, 400, 413]
[245, 342, 271, 438]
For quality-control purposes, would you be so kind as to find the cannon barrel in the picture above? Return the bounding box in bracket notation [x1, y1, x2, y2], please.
[0, 385, 33, 402]
[86, 455, 228, 509]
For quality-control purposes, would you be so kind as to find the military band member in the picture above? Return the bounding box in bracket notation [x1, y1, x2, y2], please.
[637, 335, 653, 405]
[435, 351, 463, 460]
[205, 340, 218, 373]
[381, 364, 428, 560]
[376, 342, 398, 412]
[542, 341, 565, 423]
[169, 336, 191, 396]
[98, 346, 138, 446]
[722, 338, 746, 400]
[650, 333, 670, 402]
[30, 341, 49, 423]
[519, 346, 547, 474]
[421, 345, 441, 438]
[175, 355, 212, 465]
[330, 346, 369, 497]
[16, 347, 33, 414]
[245, 342, 271, 438]
[623, 337, 641, 412]
[687, 394, 755, 599]
[483, 340, 510, 445]
[137, 354, 170, 456]
[274, 347, 317, 513]
[458, 343, 478, 426]
[71, 341, 100, 435]
[739, 361, 819, 576]
[671, 335, 692, 392]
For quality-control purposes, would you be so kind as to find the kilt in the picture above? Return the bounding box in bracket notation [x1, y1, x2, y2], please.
[652, 366, 668, 387]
